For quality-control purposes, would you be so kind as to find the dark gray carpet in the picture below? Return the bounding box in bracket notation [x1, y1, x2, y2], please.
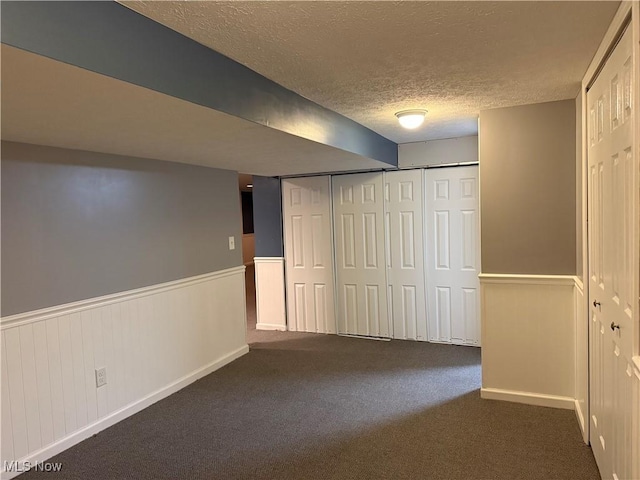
[20, 267, 599, 479]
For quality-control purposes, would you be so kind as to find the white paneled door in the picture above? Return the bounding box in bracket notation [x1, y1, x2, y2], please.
[424, 166, 481, 345]
[385, 170, 427, 341]
[282, 176, 336, 333]
[332, 173, 389, 337]
[587, 24, 636, 480]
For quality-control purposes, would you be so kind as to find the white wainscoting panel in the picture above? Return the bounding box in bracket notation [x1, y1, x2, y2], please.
[480, 274, 575, 409]
[574, 278, 589, 442]
[254, 257, 287, 331]
[0, 267, 248, 480]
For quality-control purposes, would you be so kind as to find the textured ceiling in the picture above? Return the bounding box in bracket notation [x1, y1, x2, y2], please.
[122, 1, 619, 143]
[1, 46, 389, 177]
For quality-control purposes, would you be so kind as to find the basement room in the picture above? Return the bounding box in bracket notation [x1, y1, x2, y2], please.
[1, 1, 639, 479]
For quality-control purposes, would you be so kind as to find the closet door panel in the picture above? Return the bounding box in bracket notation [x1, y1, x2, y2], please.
[282, 177, 336, 333]
[385, 170, 427, 341]
[333, 173, 389, 337]
[425, 166, 480, 346]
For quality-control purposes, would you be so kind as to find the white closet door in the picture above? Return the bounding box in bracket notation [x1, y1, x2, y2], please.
[587, 24, 635, 480]
[282, 176, 336, 333]
[384, 170, 427, 341]
[333, 172, 389, 337]
[425, 166, 480, 345]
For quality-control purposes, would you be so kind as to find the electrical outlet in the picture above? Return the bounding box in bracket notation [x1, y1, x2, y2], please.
[228, 236, 235, 250]
[95, 367, 107, 388]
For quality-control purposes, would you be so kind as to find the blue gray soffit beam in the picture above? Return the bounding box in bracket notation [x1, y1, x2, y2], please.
[1, 1, 397, 167]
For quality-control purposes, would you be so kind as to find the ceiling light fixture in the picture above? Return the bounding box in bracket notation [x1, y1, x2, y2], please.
[247, 184, 253, 188]
[395, 109, 427, 129]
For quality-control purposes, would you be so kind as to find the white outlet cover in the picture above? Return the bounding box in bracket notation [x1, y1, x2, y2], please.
[95, 367, 107, 388]
[228, 236, 235, 250]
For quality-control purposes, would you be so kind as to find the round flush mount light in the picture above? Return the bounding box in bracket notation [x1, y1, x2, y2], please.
[395, 109, 427, 129]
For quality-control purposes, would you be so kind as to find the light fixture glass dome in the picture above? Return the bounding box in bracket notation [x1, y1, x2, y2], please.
[395, 109, 427, 129]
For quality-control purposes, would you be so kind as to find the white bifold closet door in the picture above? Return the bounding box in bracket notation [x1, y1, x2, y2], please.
[587, 24, 635, 480]
[424, 166, 481, 345]
[282, 176, 336, 333]
[332, 172, 389, 337]
[384, 170, 427, 341]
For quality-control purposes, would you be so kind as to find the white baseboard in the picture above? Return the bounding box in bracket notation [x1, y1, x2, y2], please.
[481, 388, 575, 410]
[574, 399, 586, 436]
[256, 323, 287, 331]
[1, 345, 248, 480]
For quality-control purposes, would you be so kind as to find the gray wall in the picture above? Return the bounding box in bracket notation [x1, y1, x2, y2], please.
[398, 135, 478, 168]
[2, 141, 242, 316]
[252, 176, 284, 257]
[479, 100, 576, 275]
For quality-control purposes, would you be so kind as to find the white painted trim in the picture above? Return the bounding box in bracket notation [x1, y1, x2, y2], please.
[255, 323, 287, 331]
[633, 357, 640, 380]
[1, 266, 246, 330]
[574, 278, 589, 443]
[0, 345, 248, 480]
[575, 399, 587, 435]
[253, 257, 285, 263]
[481, 388, 575, 410]
[478, 273, 577, 286]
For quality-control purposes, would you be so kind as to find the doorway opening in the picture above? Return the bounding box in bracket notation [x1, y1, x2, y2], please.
[239, 174, 256, 335]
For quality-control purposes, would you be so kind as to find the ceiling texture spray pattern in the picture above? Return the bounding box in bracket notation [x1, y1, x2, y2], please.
[122, 1, 619, 142]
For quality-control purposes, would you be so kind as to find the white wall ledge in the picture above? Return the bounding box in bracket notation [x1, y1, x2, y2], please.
[479, 273, 577, 286]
